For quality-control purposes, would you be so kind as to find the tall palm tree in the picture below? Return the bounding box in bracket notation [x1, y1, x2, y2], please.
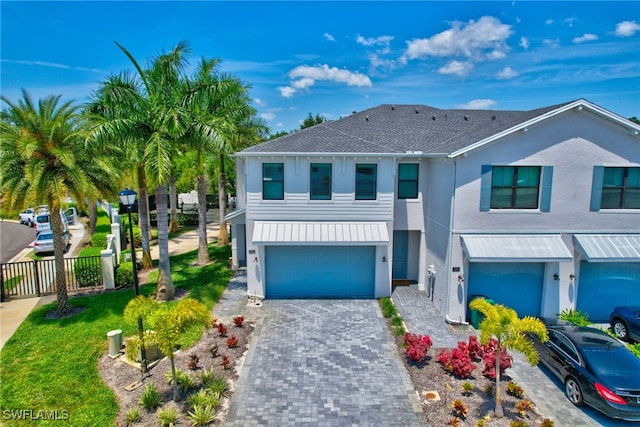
[1, 90, 115, 316]
[182, 60, 268, 262]
[89, 41, 194, 300]
[469, 298, 548, 417]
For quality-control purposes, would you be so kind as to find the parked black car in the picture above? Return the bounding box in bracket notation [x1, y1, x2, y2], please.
[529, 322, 640, 421]
[610, 306, 640, 342]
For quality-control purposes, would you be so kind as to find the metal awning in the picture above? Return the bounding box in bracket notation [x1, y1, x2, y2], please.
[461, 234, 573, 262]
[574, 234, 640, 262]
[224, 207, 245, 223]
[252, 221, 389, 245]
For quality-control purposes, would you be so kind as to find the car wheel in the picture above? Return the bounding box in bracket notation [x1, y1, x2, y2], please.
[565, 377, 583, 406]
[612, 319, 629, 341]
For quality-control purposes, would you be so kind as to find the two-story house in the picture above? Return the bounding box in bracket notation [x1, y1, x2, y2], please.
[226, 99, 640, 323]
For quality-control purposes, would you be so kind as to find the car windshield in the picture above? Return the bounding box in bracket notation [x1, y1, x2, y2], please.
[583, 347, 640, 377]
[36, 233, 53, 241]
[37, 215, 50, 224]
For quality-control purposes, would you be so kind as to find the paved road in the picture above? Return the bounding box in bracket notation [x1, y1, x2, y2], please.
[0, 220, 36, 263]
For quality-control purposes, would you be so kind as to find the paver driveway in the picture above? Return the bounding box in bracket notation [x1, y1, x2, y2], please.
[223, 299, 426, 426]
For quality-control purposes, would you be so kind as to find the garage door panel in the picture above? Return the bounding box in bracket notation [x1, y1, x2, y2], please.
[266, 246, 375, 298]
[468, 263, 544, 318]
[576, 262, 640, 322]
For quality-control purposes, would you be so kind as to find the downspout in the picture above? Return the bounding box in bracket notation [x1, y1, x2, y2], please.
[443, 157, 469, 326]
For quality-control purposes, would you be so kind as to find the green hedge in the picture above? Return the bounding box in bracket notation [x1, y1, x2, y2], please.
[115, 261, 135, 288]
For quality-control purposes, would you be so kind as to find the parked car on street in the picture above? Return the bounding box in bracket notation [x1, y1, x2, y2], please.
[528, 321, 640, 421]
[18, 205, 48, 227]
[32, 231, 71, 255]
[610, 306, 640, 342]
[33, 210, 69, 234]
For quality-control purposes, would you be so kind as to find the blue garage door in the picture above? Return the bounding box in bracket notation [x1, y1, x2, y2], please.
[468, 263, 544, 318]
[576, 262, 640, 322]
[265, 246, 375, 298]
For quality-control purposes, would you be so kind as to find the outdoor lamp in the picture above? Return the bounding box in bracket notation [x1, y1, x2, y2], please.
[118, 188, 148, 375]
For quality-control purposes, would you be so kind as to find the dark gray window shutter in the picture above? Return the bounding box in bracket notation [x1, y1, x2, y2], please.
[539, 166, 553, 212]
[590, 166, 605, 211]
[480, 164, 492, 211]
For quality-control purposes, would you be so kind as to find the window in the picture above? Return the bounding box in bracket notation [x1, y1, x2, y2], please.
[355, 164, 377, 200]
[490, 166, 541, 209]
[600, 167, 640, 209]
[398, 164, 419, 199]
[262, 163, 284, 200]
[310, 163, 332, 200]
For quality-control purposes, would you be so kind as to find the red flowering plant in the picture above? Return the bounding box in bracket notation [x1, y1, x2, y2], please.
[403, 333, 432, 363]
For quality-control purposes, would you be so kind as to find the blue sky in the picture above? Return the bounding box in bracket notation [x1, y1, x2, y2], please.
[2, 1, 639, 133]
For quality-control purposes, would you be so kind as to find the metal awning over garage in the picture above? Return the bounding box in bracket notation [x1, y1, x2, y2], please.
[574, 234, 640, 262]
[461, 234, 572, 262]
[253, 221, 389, 245]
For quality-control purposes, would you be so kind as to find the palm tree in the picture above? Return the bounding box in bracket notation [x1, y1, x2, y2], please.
[89, 41, 193, 300]
[469, 297, 548, 417]
[182, 61, 268, 261]
[0, 90, 115, 316]
[124, 296, 212, 401]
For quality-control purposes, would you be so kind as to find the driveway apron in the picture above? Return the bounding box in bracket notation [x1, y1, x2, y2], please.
[216, 274, 425, 426]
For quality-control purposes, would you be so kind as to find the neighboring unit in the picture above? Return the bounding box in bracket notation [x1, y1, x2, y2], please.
[226, 99, 640, 323]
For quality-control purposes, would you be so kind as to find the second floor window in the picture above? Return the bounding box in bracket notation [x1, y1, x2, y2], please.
[263, 163, 284, 200]
[490, 166, 541, 209]
[600, 167, 640, 209]
[355, 164, 377, 200]
[398, 164, 419, 199]
[310, 163, 332, 200]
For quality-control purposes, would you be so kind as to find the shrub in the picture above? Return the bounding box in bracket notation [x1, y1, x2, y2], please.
[216, 322, 228, 337]
[187, 404, 216, 427]
[226, 336, 238, 348]
[450, 399, 468, 418]
[207, 377, 229, 396]
[199, 367, 215, 388]
[115, 261, 135, 288]
[157, 406, 180, 426]
[74, 260, 102, 287]
[90, 232, 107, 249]
[559, 308, 590, 326]
[509, 421, 528, 427]
[176, 370, 194, 392]
[220, 355, 232, 369]
[233, 315, 245, 327]
[404, 333, 432, 363]
[125, 407, 142, 426]
[209, 343, 219, 358]
[187, 389, 220, 411]
[467, 336, 483, 360]
[446, 418, 460, 427]
[515, 399, 533, 416]
[482, 339, 512, 379]
[450, 346, 476, 379]
[393, 325, 406, 336]
[506, 381, 525, 398]
[379, 297, 397, 318]
[541, 419, 555, 427]
[187, 353, 200, 370]
[139, 383, 161, 411]
[461, 381, 474, 395]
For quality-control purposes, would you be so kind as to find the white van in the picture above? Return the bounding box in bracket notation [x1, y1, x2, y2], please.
[34, 210, 69, 235]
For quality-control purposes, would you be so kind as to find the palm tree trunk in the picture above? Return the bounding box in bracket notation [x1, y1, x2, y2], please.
[170, 357, 180, 402]
[88, 199, 97, 236]
[217, 154, 229, 246]
[51, 201, 71, 316]
[137, 165, 152, 269]
[169, 175, 179, 233]
[155, 184, 175, 301]
[495, 341, 504, 417]
[196, 174, 210, 264]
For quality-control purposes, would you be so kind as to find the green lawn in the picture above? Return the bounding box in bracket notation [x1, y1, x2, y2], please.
[0, 244, 232, 426]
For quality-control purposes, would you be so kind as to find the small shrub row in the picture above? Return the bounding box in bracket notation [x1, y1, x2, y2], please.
[404, 333, 432, 363]
[436, 336, 512, 379]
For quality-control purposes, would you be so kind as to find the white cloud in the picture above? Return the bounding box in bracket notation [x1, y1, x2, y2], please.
[323, 33, 335, 42]
[543, 38, 560, 48]
[253, 98, 266, 107]
[564, 17, 577, 27]
[357, 34, 394, 49]
[401, 16, 512, 65]
[573, 33, 598, 43]
[1, 58, 106, 74]
[545, 19, 554, 26]
[437, 60, 474, 77]
[279, 64, 372, 97]
[519, 37, 530, 50]
[496, 66, 519, 79]
[261, 112, 275, 120]
[615, 20, 640, 37]
[457, 99, 497, 109]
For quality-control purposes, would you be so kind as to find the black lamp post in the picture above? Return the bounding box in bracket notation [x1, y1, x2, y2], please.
[119, 188, 148, 375]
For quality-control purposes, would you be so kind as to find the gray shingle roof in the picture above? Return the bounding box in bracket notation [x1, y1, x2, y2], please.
[240, 101, 577, 155]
